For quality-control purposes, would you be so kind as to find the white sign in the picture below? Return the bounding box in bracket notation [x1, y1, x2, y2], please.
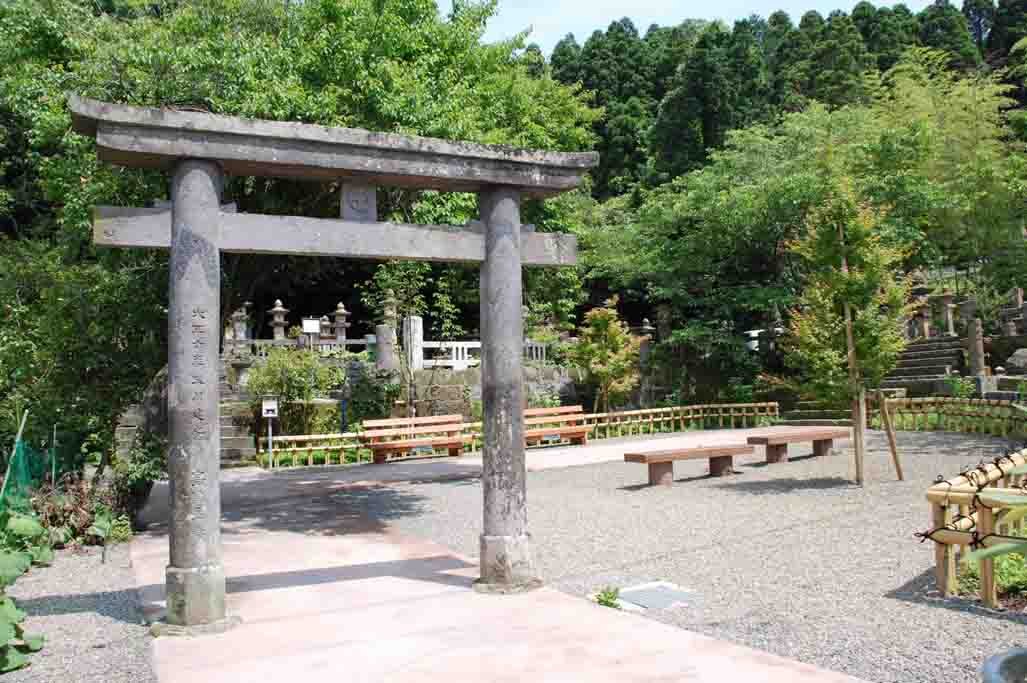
[301, 318, 321, 334]
[261, 398, 279, 419]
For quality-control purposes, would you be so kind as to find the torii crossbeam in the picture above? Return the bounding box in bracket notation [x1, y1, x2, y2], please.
[69, 95, 597, 632]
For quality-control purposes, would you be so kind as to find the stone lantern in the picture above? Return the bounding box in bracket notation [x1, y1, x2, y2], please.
[319, 315, 331, 338]
[332, 302, 351, 342]
[230, 304, 250, 341]
[268, 299, 289, 341]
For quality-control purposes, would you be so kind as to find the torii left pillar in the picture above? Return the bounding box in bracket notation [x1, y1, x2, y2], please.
[162, 160, 235, 633]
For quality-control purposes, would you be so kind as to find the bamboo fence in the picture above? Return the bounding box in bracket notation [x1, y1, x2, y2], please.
[871, 397, 1027, 438]
[258, 402, 780, 470]
[920, 448, 1027, 608]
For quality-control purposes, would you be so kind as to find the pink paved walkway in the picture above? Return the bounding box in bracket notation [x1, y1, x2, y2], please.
[132, 429, 861, 683]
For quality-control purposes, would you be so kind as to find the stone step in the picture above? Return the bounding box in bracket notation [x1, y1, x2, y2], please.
[795, 401, 847, 411]
[220, 435, 255, 451]
[896, 355, 961, 369]
[999, 377, 1027, 391]
[881, 376, 949, 390]
[220, 425, 252, 438]
[904, 339, 964, 352]
[887, 364, 950, 378]
[900, 348, 963, 362]
[777, 418, 854, 427]
[220, 447, 256, 464]
[782, 410, 852, 421]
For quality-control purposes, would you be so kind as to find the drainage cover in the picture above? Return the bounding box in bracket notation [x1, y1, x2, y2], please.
[619, 582, 694, 610]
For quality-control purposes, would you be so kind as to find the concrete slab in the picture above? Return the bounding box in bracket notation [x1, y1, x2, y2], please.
[131, 433, 864, 683]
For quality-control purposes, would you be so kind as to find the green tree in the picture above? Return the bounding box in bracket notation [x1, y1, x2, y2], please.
[988, 0, 1027, 54]
[569, 297, 641, 412]
[0, 0, 598, 452]
[550, 34, 582, 84]
[809, 11, 874, 106]
[784, 178, 910, 404]
[920, 0, 982, 67]
[963, 0, 996, 49]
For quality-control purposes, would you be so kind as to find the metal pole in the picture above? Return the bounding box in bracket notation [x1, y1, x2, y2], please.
[267, 418, 274, 469]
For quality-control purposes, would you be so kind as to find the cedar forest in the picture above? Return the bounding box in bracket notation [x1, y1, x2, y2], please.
[2, 0, 1027, 451]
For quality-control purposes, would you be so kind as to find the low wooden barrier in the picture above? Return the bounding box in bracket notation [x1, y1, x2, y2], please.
[259, 402, 780, 470]
[919, 448, 1027, 607]
[256, 432, 366, 468]
[872, 397, 1027, 438]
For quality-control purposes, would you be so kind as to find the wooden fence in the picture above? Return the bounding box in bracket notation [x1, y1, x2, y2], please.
[921, 448, 1027, 608]
[871, 397, 1027, 438]
[257, 402, 780, 470]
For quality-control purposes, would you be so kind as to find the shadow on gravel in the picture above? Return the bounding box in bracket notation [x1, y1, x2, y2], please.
[16, 555, 476, 625]
[712, 476, 854, 495]
[886, 568, 1027, 625]
[744, 453, 819, 468]
[618, 471, 725, 491]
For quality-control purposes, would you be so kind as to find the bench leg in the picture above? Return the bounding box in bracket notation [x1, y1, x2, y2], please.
[709, 455, 733, 477]
[765, 444, 788, 464]
[372, 451, 388, 465]
[448, 446, 463, 458]
[648, 461, 674, 487]
[813, 439, 834, 458]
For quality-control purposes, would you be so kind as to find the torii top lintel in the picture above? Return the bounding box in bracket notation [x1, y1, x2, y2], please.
[69, 95, 598, 198]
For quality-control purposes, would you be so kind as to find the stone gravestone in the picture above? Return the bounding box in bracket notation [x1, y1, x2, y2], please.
[70, 95, 597, 630]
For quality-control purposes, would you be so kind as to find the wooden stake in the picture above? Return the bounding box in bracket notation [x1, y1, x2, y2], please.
[0, 410, 29, 502]
[979, 506, 998, 608]
[932, 502, 957, 596]
[877, 391, 904, 481]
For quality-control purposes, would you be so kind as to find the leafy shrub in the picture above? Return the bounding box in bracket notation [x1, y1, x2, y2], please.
[246, 349, 345, 434]
[0, 556, 43, 673]
[595, 586, 621, 609]
[945, 375, 976, 399]
[31, 475, 102, 546]
[348, 367, 402, 425]
[527, 388, 561, 409]
[959, 551, 1027, 598]
[111, 432, 166, 521]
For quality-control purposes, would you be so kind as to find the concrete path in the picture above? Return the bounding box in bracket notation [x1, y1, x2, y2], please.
[132, 428, 863, 682]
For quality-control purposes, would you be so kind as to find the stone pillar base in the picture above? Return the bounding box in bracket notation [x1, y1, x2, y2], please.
[166, 563, 227, 627]
[150, 615, 242, 638]
[474, 534, 541, 593]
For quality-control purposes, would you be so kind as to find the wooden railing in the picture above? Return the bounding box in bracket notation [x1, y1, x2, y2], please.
[257, 402, 780, 470]
[921, 448, 1027, 608]
[871, 397, 1027, 438]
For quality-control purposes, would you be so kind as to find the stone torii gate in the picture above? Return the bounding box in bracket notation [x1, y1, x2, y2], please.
[70, 95, 597, 631]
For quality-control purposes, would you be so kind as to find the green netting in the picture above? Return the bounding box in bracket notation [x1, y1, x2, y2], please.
[0, 437, 84, 513]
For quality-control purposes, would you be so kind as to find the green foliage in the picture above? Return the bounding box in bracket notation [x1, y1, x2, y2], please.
[569, 297, 641, 412]
[348, 367, 402, 426]
[246, 349, 345, 435]
[0, 0, 597, 453]
[580, 48, 1024, 400]
[595, 586, 621, 609]
[527, 388, 561, 409]
[945, 375, 977, 398]
[783, 177, 910, 402]
[111, 432, 165, 518]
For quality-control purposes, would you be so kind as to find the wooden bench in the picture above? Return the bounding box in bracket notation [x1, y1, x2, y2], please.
[746, 427, 850, 464]
[360, 414, 470, 465]
[524, 405, 591, 447]
[624, 445, 755, 486]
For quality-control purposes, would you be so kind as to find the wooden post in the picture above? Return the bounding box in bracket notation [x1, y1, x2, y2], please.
[877, 391, 904, 481]
[978, 506, 998, 608]
[932, 503, 957, 596]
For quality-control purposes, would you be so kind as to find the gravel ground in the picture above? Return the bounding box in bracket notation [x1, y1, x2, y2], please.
[381, 430, 1027, 683]
[5, 544, 155, 683]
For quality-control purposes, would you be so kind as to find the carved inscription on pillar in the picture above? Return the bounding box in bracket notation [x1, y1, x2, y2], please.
[341, 182, 378, 223]
[189, 306, 211, 443]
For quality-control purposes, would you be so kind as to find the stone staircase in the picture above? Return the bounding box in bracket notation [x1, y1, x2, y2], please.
[881, 337, 964, 395]
[779, 400, 853, 427]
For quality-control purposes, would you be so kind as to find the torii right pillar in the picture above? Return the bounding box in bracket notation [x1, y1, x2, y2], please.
[476, 187, 540, 592]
